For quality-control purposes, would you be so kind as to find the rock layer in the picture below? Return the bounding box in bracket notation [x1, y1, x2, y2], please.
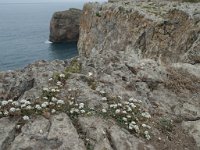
[49, 8, 82, 43]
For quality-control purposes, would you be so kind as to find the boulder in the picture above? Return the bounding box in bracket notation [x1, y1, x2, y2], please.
[49, 8, 82, 43]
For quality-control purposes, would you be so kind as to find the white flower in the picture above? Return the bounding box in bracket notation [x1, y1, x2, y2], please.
[129, 97, 134, 102]
[43, 97, 48, 100]
[56, 89, 60, 92]
[41, 104, 47, 108]
[127, 115, 132, 118]
[115, 109, 120, 114]
[1, 100, 8, 106]
[144, 131, 151, 140]
[129, 103, 136, 109]
[102, 97, 107, 101]
[49, 102, 55, 106]
[16, 125, 21, 129]
[79, 103, 84, 109]
[69, 101, 74, 105]
[3, 111, 9, 116]
[142, 124, 147, 128]
[122, 110, 127, 114]
[141, 112, 151, 119]
[59, 74, 65, 78]
[144, 130, 149, 135]
[25, 101, 31, 105]
[23, 115, 30, 121]
[26, 105, 32, 110]
[74, 109, 79, 113]
[8, 99, 13, 103]
[51, 109, 56, 114]
[49, 78, 53, 81]
[142, 124, 151, 129]
[35, 104, 42, 110]
[100, 90, 106, 94]
[15, 108, 21, 111]
[12, 101, 19, 106]
[102, 109, 107, 113]
[88, 72, 93, 77]
[57, 100, 65, 105]
[133, 125, 140, 133]
[80, 110, 86, 113]
[68, 88, 72, 92]
[126, 106, 132, 112]
[0, 112, 2, 115]
[43, 87, 49, 91]
[20, 99, 26, 103]
[117, 103, 122, 107]
[110, 104, 117, 109]
[145, 135, 151, 140]
[51, 89, 56, 92]
[117, 96, 122, 100]
[9, 107, 16, 112]
[129, 125, 133, 130]
[131, 121, 136, 125]
[122, 117, 127, 122]
[41, 102, 49, 108]
[124, 101, 129, 105]
[21, 100, 31, 105]
[39, 129, 43, 134]
[21, 104, 26, 108]
[56, 81, 62, 86]
[51, 97, 57, 102]
[70, 108, 75, 114]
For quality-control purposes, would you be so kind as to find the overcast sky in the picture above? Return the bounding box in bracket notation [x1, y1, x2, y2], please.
[0, 0, 107, 3]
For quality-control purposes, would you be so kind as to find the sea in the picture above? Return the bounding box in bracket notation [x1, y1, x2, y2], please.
[0, 2, 84, 71]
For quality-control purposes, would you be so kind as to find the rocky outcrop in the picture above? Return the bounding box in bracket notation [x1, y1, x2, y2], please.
[0, 0, 200, 150]
[49, 8, 82, 43]
[78, 1, 200, 64]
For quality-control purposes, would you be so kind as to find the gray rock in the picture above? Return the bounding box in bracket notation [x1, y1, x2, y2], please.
[182, 120, 200, 149]
[49, 8, 82, 42]
[0, 118, 17, 150]
[10, 116, 50, 150]
[78, 116, 155, 150]
[48, 113, 86, 150]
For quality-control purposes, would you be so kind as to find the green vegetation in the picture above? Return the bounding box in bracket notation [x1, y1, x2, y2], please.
[159, 118, 173, 133]
[96, 12, 101, 17]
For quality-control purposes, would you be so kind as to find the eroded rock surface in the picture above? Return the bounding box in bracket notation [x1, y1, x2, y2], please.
[49, 8, 82, 42]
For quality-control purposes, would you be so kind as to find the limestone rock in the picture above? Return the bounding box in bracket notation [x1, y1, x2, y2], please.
[0, 60, 66, 100]
[78, 116, 155, 150]
[0, 118, 17, 150]
[49, 8, 82, 43]
[10, 116, 50, 150]
[47, 113, 86, 150]
[182, 120, 200, 149]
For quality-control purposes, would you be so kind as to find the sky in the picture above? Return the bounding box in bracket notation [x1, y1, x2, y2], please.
[0, 0, 107, 3]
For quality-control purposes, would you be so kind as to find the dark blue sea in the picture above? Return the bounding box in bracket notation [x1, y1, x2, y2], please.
[0, 2, 83, 71]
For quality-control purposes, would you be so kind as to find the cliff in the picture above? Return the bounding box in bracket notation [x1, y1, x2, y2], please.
[0, 1, 200, 150]
[49, 8, 82, 43]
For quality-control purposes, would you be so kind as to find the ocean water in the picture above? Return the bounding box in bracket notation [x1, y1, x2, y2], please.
[0, 2, 83, 71]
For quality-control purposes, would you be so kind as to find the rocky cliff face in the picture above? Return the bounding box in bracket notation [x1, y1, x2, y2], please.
[49, 8, 82, 42]
[0, 1, 200, 150]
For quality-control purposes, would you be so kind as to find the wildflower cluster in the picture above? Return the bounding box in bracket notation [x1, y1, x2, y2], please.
[0, 96, 66, 120]
[100, 97, 152, 140]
